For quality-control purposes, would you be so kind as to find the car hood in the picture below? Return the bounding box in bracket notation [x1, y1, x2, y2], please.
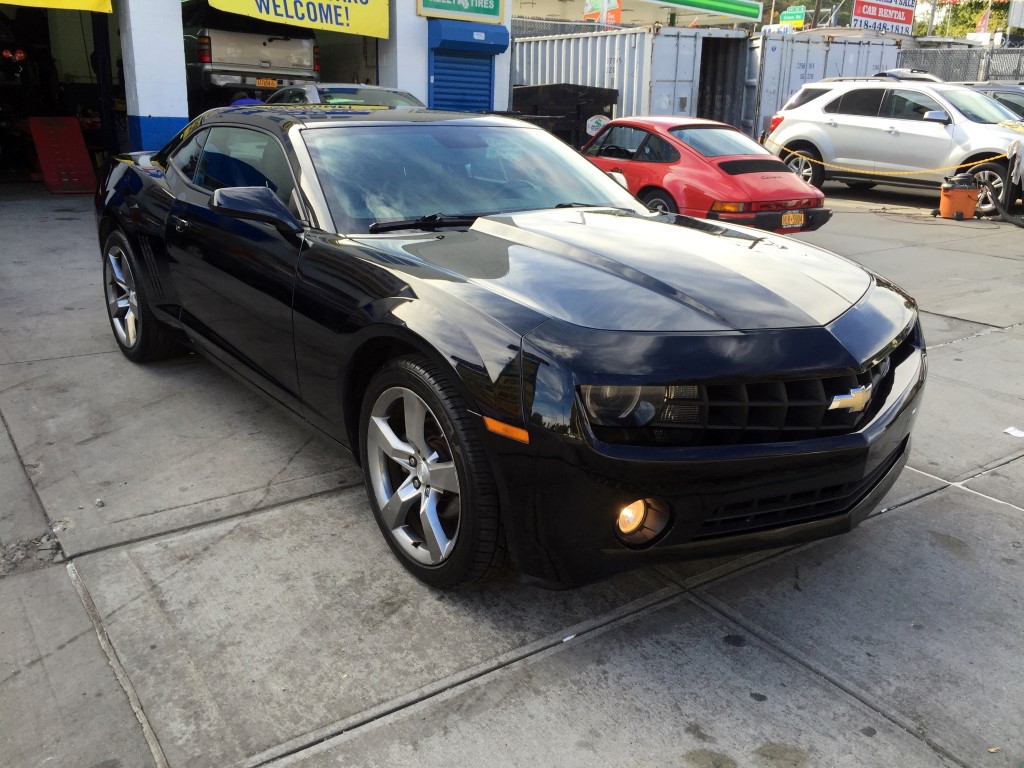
[348, 208, 870, 333]
[968, 121, 1024, 144]
[709, 155, 823, 203]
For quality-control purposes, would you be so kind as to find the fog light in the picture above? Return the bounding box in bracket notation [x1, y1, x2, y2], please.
[617, 500, 647, 535]
[614, 498, 671, 547]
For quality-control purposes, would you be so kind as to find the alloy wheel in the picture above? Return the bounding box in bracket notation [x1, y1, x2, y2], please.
[365, 386, 462, 566]
[973, 168, 1004, 215]
[787, 154, 815, 185]
[104, 244, 140, 349]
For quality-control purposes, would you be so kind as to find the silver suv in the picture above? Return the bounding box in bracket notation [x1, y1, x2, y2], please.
[765, 79, 1023, 213]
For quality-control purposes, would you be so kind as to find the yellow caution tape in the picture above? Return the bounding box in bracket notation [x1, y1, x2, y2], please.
[762, 136, 1009, 177]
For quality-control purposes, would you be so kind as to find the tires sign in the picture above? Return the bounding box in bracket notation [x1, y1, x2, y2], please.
[851, 0, 915, 34]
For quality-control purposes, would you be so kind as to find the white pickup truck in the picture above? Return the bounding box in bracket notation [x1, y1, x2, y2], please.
[182, 0, 319, 115]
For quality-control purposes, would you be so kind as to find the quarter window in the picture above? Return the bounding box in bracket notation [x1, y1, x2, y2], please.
[636, 134, 680, 163]
[168, 129, 209, 183]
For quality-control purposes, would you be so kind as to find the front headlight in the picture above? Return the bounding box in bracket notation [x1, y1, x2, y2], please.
[580, 385, 665, 427]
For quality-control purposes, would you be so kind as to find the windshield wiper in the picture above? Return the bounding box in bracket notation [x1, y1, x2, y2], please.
[368, 212, 480, 234]
[554, 202, 637, 212]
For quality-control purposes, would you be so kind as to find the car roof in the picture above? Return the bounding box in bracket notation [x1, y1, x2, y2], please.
[610, 116, 731, 129]
[799, 80, 979, 95]
[196, 105, 533, 132]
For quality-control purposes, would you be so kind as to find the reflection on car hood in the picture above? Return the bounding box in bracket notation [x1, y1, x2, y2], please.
[350, 208, 871, 332]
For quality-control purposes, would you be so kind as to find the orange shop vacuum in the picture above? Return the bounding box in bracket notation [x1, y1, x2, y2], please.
[933, 173, 979, 221]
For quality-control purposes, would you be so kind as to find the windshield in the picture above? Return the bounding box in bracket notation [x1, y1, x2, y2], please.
[303, 123, 646, 234]
[943, 89, 1021, 124]
[668, 126, 771, 157]
[317, 87, 425, 108]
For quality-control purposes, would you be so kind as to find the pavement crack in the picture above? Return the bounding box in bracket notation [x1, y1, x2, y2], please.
[66, 562, 170, 768]
[236, 585, 685, 768]
[66, 480, 363, 560]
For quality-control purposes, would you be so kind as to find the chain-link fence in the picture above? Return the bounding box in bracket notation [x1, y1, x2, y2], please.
[511, 17, 625, 40]
[898, 46, 1024, 82]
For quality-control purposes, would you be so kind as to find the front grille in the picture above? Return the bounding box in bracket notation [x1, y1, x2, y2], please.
[591, 331, 917, 448]
[692, 440, 906, 540]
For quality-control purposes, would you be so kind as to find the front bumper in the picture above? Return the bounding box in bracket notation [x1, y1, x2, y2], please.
[488, 345, 925, 587]
[707, 207, 832, 233]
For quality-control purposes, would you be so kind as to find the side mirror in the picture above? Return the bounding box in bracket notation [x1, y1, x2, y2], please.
[210, 186, 303, 233]
[923, 110, 950, 124]
[607, 171, 629, 189]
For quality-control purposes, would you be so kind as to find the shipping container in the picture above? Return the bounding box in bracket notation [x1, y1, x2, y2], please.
[752, 33, 900, 135]
[514, 27, 901, 138]
[513, 27, 750, 128]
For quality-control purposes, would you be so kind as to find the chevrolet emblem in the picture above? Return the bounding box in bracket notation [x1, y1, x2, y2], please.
[828, 384, 873, 413]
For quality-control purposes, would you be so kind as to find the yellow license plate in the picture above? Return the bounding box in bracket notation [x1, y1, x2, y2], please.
[256, 78, 278, 88]
[781, 212, 804, 227]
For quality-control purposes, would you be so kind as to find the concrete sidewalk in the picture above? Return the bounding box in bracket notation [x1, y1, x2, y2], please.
[1, 183, 1022, 767]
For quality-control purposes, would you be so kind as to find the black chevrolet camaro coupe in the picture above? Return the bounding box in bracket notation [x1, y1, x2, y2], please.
[95, 106, 926, 588]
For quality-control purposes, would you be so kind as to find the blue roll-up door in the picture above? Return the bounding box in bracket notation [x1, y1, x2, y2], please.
[429, 51, 493, 112]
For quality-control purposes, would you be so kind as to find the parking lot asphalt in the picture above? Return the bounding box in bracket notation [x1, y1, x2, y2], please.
[1, 181, 1023, 768]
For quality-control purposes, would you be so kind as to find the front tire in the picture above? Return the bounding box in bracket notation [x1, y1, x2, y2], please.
[785, 147, 824, 189]
[102, 231, 178, 362]
[969, 161, 1007, 216]
[641, 189, 679, 214]
[359, 355, 506, 588]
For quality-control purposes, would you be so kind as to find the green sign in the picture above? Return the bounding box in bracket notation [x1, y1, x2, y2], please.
[779, 6, 805, 19]
[418, 0, 504, 23]
[638, 0, 762, 21]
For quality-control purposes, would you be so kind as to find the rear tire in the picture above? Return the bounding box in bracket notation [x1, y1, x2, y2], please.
[785, 147, 824, 189]
[641, 189, 679, 214]
[102, 231, 179, 362]
[359, 355, 506, 588]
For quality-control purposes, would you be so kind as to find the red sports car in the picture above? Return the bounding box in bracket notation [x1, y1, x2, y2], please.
[582, 116, 831, 233]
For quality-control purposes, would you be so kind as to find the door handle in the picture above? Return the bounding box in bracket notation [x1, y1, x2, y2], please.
[827, 119, 838, 127]
[170, 214, 189, 232]
[887, 125, 898, 134]
[610, 167, 624, 173]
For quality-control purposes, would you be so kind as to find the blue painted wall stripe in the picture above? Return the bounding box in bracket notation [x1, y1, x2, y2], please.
[127, 115, 189, 152]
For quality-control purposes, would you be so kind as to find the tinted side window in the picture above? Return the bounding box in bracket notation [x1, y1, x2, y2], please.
[833, 89, 885, 117]
[169, 129, 209, 183]
[636, 134, 680, 163]
[194, 126, 295, 203]
[887, 89, 943, 120]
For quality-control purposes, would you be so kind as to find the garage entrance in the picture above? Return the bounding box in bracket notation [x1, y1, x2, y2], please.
[0, 1, 121, 184]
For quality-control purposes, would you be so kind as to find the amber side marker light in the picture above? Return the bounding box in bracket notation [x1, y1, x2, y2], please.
[483, 416, 530, 444]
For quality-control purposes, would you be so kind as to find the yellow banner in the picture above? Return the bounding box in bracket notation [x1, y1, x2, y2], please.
[3, 0, 111, 10]
[210, 0, 389, 39]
